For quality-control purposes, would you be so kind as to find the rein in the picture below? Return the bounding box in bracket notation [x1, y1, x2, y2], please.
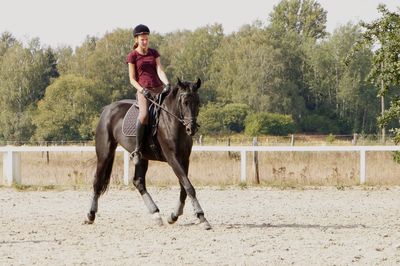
[145, 92, 198, 128]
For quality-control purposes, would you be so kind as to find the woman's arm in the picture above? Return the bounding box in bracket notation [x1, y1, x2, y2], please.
[156, 57, 169, 85]
[128, 63, 146, 93]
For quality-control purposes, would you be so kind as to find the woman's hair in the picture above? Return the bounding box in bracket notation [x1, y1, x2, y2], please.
[133, 37, 139, 49]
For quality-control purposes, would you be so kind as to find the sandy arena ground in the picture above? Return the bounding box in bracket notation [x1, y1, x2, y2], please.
[1, 186, 400, 265]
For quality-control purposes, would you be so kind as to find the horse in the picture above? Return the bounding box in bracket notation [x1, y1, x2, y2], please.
[85, 78, 211, 230]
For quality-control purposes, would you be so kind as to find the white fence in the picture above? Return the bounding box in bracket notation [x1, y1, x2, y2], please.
[2, 145, 400, 186]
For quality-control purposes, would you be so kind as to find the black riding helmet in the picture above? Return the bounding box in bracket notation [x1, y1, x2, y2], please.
[133, 24, 150, 36]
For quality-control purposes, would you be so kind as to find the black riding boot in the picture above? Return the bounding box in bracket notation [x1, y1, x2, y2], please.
[131, 119, 145, 165]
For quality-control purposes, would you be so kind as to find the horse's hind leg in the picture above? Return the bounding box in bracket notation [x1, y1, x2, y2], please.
[85, 141, 116, 224]
[133, 159, 163, 226]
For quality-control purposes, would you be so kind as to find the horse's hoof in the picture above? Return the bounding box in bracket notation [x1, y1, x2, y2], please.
[202, 220, 212, 230]
[84, 213, 95, 224]
[167, 213, 178, 224]
[199, 216, 211, 230]
[152, 212, 163, 226]
[84, 219, 94, 225]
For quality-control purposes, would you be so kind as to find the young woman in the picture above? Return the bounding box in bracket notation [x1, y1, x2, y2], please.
[126, 24, 170, 164]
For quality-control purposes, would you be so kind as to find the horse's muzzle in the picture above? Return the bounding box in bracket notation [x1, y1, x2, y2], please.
[186, 123, 198, 136]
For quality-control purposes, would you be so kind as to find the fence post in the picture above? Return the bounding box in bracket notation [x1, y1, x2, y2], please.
[227, 138, 231, 158]
[352, 133, 358, 145]
[3, 150, 21, 186]
[359, 149, 366, 184]
[240, 149, 247, 183]
[46, 142, 50, 164]
[252, 137, 259, 184]
[123, 150, 130, 185]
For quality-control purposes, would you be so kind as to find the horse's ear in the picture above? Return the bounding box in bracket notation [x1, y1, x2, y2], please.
[194, 78, 201, 91]
[172, 79, 180, 96]
[177, 78, 183, 88]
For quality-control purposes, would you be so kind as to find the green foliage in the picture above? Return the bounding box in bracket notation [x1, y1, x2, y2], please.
[86, 29, 135, 101]
[379, 96, 400, 143]
[161, 25, 223, 102]
[32, 75, 101, 141]
[198, 103, 250, 134]
[221, 104, 250, 133]
[0, 38, 57, 141]
[267, 0, 329, 120]
[245, 112, 296, 136]
[299, 114, 340, 134]
[356, 4, 400, 143]
[197, 104, 224, 135]
[269, 0, 327, 39]
[358, 4, 400, 96]
[0, 2, 396, 140]
[208, 23, 286, 113]
[326, 133, 336, 144]
[304, 23, 377, 133]
[392, 151, 400, 164]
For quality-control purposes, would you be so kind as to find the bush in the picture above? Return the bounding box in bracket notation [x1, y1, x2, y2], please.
[198, 104, 224, 134]
[32, 75, 102, 141]
[221, 103, 250, 133]
[244, 112, 296, 136]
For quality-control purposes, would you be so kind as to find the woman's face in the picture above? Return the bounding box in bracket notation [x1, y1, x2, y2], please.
[136, 34, 149, 50]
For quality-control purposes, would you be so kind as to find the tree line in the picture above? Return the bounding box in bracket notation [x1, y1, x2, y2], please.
[0, 0, 399, 143]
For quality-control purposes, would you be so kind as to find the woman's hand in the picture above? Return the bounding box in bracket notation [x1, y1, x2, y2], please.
[141, 88, 151, 98]
[162, 84, 171, 94]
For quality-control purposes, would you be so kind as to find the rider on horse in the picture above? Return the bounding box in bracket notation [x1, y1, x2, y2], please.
[126, 24, 171, 165]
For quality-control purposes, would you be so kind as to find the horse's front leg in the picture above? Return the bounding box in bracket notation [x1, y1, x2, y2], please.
[167, 183, 186, 224]
[168, 157, 211, 230]
[133, 159, 163, 226]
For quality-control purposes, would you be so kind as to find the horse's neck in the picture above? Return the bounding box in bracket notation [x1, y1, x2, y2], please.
[159, 94, 182, 132]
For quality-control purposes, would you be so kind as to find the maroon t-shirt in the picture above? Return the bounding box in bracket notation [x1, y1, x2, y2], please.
[126, 48, 163, 90]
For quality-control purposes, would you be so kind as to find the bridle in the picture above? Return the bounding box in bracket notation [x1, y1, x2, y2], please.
[145, 91, 199, 130]
[177, 92, 200, 130]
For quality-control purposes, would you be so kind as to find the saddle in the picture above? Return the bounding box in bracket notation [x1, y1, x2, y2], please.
[121, 92, 167, 137]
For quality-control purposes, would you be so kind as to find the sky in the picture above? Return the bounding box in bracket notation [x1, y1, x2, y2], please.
[1, 0, 399, 48]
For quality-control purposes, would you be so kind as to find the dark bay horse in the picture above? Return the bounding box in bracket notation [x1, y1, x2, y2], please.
[85, 78, 211, 230]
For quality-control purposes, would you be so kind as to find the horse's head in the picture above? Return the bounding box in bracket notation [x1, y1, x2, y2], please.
[173, 78, 201, 136]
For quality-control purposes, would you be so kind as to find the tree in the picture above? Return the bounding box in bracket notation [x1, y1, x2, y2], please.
[0, 31, 17, 58]
[0, 39, 58, 142]
[304, 23, 376, 133]
[161, 24, 224, 102]
[54, 45, 74, 76]
[269, 0, 327, 39]
[85, 29, 134, 101]
[266, 0, 328, 121]
[68, 36, 97, 78]
[357, 4, 400, 141]
[32, 75, 102, 141]
[208, 23, 286, 113]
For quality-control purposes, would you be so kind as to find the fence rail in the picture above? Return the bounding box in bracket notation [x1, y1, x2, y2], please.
[2, 145, 400, 186]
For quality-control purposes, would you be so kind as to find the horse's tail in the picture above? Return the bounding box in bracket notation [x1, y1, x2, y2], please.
[93, 105, 117, 195]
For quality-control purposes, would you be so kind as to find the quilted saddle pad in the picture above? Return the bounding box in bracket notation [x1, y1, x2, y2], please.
[122, 103, 139, 136]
